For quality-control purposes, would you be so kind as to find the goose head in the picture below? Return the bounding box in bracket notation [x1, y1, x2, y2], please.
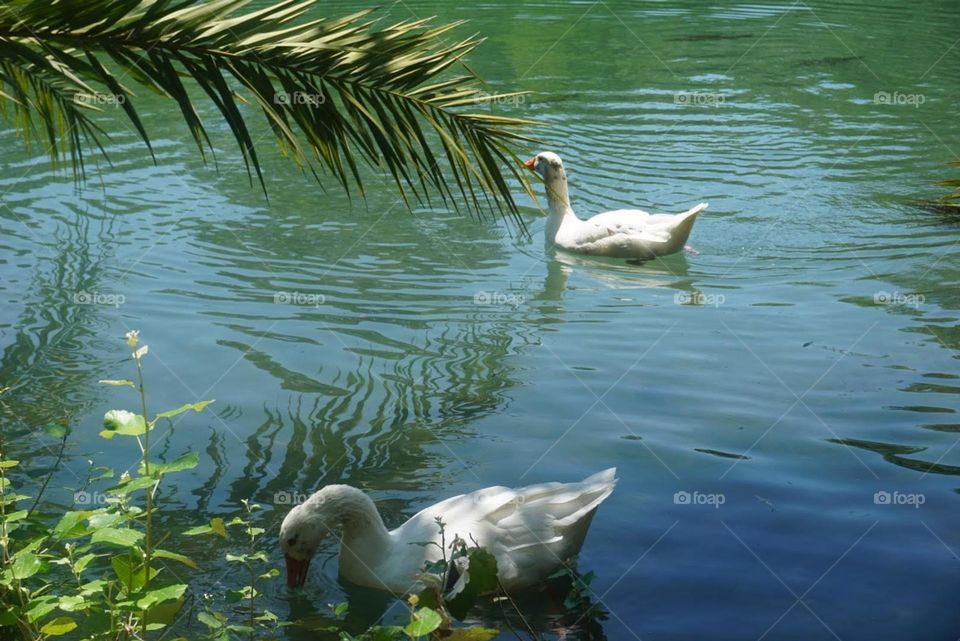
[279, 500, 329, 588]
[279, 485, 388, 588]
[524, 151, 566, 183]
[524, 151, 573, 221]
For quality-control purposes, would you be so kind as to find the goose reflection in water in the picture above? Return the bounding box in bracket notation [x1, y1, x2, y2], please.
[539, 247, 706, 308]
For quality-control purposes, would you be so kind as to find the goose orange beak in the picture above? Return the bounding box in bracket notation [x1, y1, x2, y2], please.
[285, 554, 310, 588]
[523, 157, 536, 171]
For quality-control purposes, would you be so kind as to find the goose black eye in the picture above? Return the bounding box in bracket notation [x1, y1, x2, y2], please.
[287, 535, 298, 546]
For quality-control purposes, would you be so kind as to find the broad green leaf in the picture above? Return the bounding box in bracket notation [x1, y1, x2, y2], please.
[0, 494, 32, 508]
[101, 410, 147, 439]
[228, 625, 254, 634]
[112, 555, 156, 593]
[144, 597, 184, 630]
[404, 607, 442, 638]
[225, 585, 257, 603]
[40, 617, 77, 636]
[183, 517, 227, 538]
[0, 493, 31, 505]
[138, 583, 187, 609]
[198, 611, 223, 628]
[10, 552, 42, 579]
[98, 379, 135, 388]
[43, 423, 70, 439]
[57, 595, 86, 612]
[182, 524, 213, 536]
[225, 588, 245, 603]
[74, 553, 96, 574]
[111, 555, 134, 591]
[90, 466, 115, 481]
[4, 509, 28, 522]
[142, 452, 199, 476]
[91, 527, 143, 547]
[87, 510, 125, 529]
[155, 400, 215, 420]
[369, 626, 405, 641]
[24, 597, 57, 623]
[153, 549, 198, 569]
[213, 516, 230, 537]
[13, 536, 44, 555]
[78, 579, 108, 596]
[107, 475, 158, 495]
[0, 459, 19, 468]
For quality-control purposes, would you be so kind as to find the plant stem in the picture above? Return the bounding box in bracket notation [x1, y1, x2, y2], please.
[134, 354, 153, 634]
[26, 419, 69, 520]
[248, 516, 255, 639]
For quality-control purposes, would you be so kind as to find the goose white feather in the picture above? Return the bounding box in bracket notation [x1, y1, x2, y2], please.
[279, 468, 617, 593]
[525, 151, 707, 260]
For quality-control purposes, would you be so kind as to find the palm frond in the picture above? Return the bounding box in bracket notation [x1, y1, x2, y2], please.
[0, 0, 538, 221]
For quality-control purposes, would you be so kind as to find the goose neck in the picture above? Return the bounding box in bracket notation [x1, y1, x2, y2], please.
[544, 177, 573, 218]
[315, 486, 391, 553]
[543, 176, 575, 244]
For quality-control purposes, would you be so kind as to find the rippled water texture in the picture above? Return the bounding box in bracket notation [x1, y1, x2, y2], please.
[1, 1, 959, 639]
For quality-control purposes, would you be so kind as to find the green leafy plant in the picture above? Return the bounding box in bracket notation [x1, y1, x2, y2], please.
[324, 598, 497, 641]
[0, 0, 536, 218]
[407, 518, 499, 639]
[315, 519, 499, 641]
[412, 518, 499, 624]
[191, 500, 285, 641]
[545, 561, 609, 640]
[0, 330, 213, 640]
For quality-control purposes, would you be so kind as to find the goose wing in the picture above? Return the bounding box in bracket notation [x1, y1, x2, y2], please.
[400, 469, 617, 589]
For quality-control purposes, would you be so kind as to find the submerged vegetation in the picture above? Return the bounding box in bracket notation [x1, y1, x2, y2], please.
[915, 160, 960, 217]
[932, 160, 960, 210]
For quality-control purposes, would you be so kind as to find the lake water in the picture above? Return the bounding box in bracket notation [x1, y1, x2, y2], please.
[2, 1, 959, 639]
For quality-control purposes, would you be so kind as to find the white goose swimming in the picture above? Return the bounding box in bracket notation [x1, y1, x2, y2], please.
[280, 468, 617, 593]
[525, 152, 707, 260]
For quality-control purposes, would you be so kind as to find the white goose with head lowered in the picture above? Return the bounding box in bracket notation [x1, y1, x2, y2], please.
[525, 152, 707, 260]
[279, 468, 617, 593]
